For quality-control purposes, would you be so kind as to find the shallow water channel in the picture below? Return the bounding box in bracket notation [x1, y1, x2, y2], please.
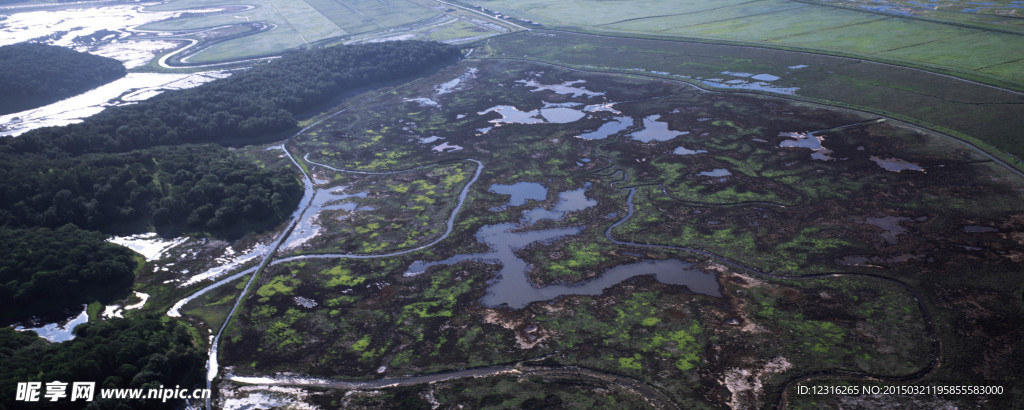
[408, 183, 719, 308]
[406, 222, 719, 309]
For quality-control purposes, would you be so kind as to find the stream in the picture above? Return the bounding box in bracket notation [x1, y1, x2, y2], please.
[164, 69, 946, 409]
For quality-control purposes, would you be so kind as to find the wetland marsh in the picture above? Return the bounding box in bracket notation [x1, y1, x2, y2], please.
[5, 3, 1020, 405]
[194, 58, 1022, 408]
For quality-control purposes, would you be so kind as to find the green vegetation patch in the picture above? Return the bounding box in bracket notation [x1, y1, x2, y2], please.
[738, 276, 931, 375]
[213, 58, 1024, 408]
[256, 275, 301, 302]
[320, 265, 365, 287]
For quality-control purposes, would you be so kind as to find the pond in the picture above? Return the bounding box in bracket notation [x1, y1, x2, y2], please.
[14, 305, 89, 343]
[863, 216, 911, 244]
[698, 168, 732, 177]
[516, 79, 605, 98]
[779, 131, 834, 161]
[630, 115, 688, 142]
[522, 185, 597, 224]
[963, 225, 998, 233]
[281, 186, 369, 251]
[489, 182, 548, 208]
[674, 146, 707, 155]
[432, 142, 462, 152]
[540, 107, 585, 123]
[869, 156, 924, 172]
[436, 68, 477, 95]
[577, 116, 632, 140]
[405, 97, 439, 107]
[492, 259, 721, 308]
[107, 232, 189, 261]
[404, 181, 721, 309]
[478, 105, 545, 125]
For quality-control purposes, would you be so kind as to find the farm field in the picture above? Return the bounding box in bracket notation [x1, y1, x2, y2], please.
[136, 0, 514, 64]
[461, 0, 1024, 88]
[139, 0, 437, 62]
[805, 0, 1024, 34]
[162, 58, 1024, 408]
[4, 0, 1024, 408]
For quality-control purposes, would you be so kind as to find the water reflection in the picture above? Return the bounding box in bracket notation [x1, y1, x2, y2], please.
[540, 107, 585, 123]
[869, 156, 924, 172]
[15, 305, 89, 343]
[490, 182, 548, 208]
[516, 79, 605, 98]
[577, 116, 632, 140]
[478, 105, 544, 125]
[630, 115, 688, 142]
[698, 168, 732, 177]
[779, 131, 834, 161]
[523, 185, 597, 224]
[1, 71, 229, 137]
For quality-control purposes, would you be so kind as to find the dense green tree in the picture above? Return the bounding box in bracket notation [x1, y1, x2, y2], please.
[0, 42, 461, 406]
[0, 41, 460, 236]
[0, 316, 203, 410]
[0, 43, 125, 115]
[1, 41, 461, 157]
[0, 225, 137, 324]
[0, 144, 303, 237]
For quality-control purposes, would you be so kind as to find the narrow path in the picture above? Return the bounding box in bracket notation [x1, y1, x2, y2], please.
[219, 177, 939, 409]
[174, 53, 955, 407]
[229, 362, 680, 409]
[274, 157, 483, 262]
[184, 105, 358, 408]
[204, 145, 314, 409]
[605, 185, 941, 408]
[132, 23, 280, 69]
[269, 3, 310, 44]
[335, 0, 385, 29]
[432, 0, 529, 31]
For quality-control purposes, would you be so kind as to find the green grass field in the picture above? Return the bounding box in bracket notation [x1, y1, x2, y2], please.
[140, 0, 441, 62]
[464, 0, 1024, 87]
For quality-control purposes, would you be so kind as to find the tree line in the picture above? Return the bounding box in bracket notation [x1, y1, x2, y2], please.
[0, 144, 302, 235]
[2, 40, 462, 157]
[0, 316, 202, 409]
[0, 40, 461, 407]
[0, 43, 126, 116]
[0, 225, 137, 324]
